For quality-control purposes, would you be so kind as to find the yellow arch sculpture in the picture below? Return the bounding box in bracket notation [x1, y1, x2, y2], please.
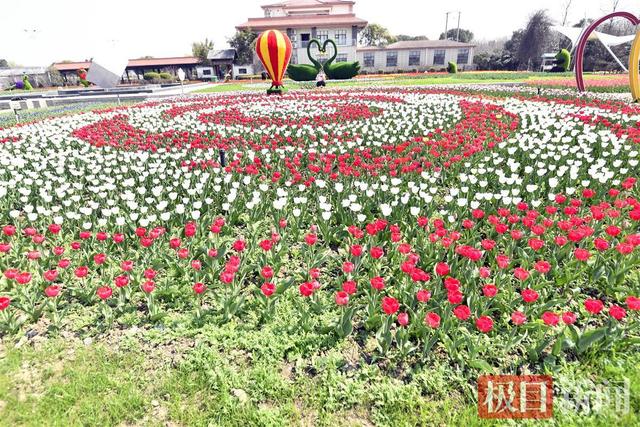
[630, 28, 640, 102]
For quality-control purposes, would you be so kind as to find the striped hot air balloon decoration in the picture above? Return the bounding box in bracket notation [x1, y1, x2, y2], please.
[255, 29, 293, 94]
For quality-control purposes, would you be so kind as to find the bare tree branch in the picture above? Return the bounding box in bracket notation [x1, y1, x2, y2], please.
[561, 0, 573, 26]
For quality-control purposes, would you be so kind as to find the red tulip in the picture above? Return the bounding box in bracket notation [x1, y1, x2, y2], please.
[193, 282, 207, 294]
[626, 296, 640, 310]
[97, 286, 113, 300]
[120, 260, 134, 272]
[43, 269, 58, 282]
[476, 316, 493, 333]
[220, 270, 235, 284]
[261, 266, 274, 279]
[397, 312, 409, 326]
[609, 305, 626, 320]
[453, 304, 471, 320]
[342, 280, 357, 295]
[574, 248, 591, 262]
[114, 275, 129, 288]
[541, 311, 560, 326]
[261, 282, 275, 297]
[425, 312, 441, 329]
[562, 312, 577, 325]
[381, 296, 399, 315]
[304, 233, 317, 246]
[0, 296, 10, 310]
[584, 299, 604, 314]
[370, 276, 385, 291]
[17, 272, 32, 284]
[335, 291, 349, 306]
[370, 246, 384, 259]
[511, 311, 527, 325]
[435, 262, 450, 276]
[45, 285, 61, 297]
[521, 288, 539, 303]
[232, 239, 247, 252]
[142, 280, 155, 293]
[75, 266, 89, 278]
[482, 284, 498, 298]
[350, 244, 363, 257]
[299, 282, 314, 297]
[48, 224, 61, 234]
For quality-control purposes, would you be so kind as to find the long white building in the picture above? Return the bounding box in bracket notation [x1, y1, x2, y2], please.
[358, 40, 475, 73]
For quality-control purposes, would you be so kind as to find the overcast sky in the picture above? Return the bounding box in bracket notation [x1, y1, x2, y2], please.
[2, 0, 639, 66]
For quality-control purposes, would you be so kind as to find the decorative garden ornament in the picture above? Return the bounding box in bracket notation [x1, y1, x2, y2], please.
[255, 29, 293, 95]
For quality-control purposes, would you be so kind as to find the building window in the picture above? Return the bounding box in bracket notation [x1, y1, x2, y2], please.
[288, 29, 297, 48]
[238, 68, 247, 74]
[335, 30, 347, 46]
[386, 51, 398, 67]
[433, 49, 446, 65]
[317, 30, 328, 42]
[363, 52, 375, 67]
[409, 51, 421, 66]
[301, 33, 311, 48]
[457, 48, 470, 64]
[336, 54, 348, 63]
[202, 69, 211, 76]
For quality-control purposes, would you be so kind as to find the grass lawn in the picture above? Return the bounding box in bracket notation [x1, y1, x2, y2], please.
[1, 297, 639, 427]
[194, 71, 575, 94]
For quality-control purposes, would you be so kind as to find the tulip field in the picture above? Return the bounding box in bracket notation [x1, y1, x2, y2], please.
[1, 86, 640, 425]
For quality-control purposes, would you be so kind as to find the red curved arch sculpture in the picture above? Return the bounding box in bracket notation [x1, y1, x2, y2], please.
[574, 11, 639, 92]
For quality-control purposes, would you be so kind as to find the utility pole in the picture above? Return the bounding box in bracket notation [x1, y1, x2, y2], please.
[444, 11, 461, 41]
[444, 12, 451, 40]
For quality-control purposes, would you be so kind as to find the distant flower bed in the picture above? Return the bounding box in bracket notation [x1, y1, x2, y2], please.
[0, 89, 639, 366]
[528, 74, 630, 91]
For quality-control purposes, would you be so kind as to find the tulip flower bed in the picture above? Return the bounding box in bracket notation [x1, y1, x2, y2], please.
[1, 88, 640, 379]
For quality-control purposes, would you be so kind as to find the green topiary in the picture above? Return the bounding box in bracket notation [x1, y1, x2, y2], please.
[143, 72, 160, 81]
[552, 49, 571, 72]
[159, 72, 173, 80]
[22, 74, 33, 90]
[447, 61, 458, 74]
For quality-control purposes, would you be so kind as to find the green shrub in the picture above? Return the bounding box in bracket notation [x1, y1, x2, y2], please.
[159, 72, 173, 80]
[143, 72, 160, 81]
[447, 62, 458, 74]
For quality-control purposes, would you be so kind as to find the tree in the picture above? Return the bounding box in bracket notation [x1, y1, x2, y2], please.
[47, 66, 64, 86]
[228, 29, 258, 65]
[360, 24, 396, 47]
[192, 38, 214, 63]
[439, 29, 474, 43]
[395, 34, 429, 42]
[516, 10, 553, 70]
[0, 59, 8, 68]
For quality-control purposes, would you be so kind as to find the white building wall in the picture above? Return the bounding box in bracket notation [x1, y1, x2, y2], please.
[358, 47, 475, 73]
[290, 27, 357, 65]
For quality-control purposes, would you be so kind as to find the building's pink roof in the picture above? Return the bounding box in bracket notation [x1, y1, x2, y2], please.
[53, 57, 202, 72]
[54, 61, 92, 71]
[261, 0, 354, 9]
[127, 57, 201, 67]
[237, 13, 367, 30]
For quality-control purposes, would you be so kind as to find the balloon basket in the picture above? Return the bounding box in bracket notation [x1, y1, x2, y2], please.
[267, 86, 286, 95]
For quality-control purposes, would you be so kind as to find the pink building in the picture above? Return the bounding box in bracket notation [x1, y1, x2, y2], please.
[237, 0, 368, 65]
